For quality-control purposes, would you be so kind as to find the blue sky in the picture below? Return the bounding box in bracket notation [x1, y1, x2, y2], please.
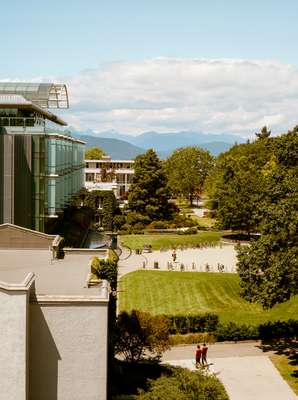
[2, 0, 298, 77]
[2, 1, 298, 136]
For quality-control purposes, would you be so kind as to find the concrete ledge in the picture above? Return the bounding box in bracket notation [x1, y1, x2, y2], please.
[0, 272, 35, 291]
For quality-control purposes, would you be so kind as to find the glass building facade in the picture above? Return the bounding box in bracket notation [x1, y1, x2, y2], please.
[0, 83, 85, 232]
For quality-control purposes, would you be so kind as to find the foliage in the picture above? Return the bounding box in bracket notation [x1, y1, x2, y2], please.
[85, 147, 105, 159]
[118, 271, 298, 325]
[166, 313, 219, 334]
[255, 125, 271, 139]
[215, 322, 259, 341]
[127, 149, 174, 223]
[136, 367, 229, 400]
[236, 128, 298, 307]
[115, 310, 170, 363]
[206, 127, 298, 307]
[169, 332, 216, 346]
[205, 138, 271, 233]
[72, 188, 117, 231]
[177, 227, 198, 235]
[165, 146, 214, 205]
[258, 320, 298, 340]
[91, 256, 118, 290]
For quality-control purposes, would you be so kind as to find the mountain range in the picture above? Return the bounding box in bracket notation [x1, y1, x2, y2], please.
[69, 128, 245, 159]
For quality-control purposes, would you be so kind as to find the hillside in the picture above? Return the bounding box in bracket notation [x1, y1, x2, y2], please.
[74, 134, 145, 159]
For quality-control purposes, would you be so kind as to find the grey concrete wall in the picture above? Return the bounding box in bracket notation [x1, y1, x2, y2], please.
[0, 289, 29, 400]
[29, 302, 108, 400]
[0, 224, 55, 249]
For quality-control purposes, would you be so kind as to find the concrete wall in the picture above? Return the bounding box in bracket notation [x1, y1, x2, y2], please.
[0, 288, 30, 400]
[29, 301, 108, 400]
[0, 224, 55, 249]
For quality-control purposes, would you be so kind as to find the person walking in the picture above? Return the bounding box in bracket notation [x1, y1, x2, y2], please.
[202, 343, 208, 366]
[195, 344, 202, 368]
[172, 249, 177, 262]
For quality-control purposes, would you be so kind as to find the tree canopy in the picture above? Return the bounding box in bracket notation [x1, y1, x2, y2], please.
[237, 128, 298, 308]
[127, 149, 173, 222]
[85, 147, 105, 159]
[165, 146, 214, 204]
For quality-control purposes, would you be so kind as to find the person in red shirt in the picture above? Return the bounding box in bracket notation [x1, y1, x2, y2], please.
[202, 343, 208, 365]
[195, 344, 202, 367]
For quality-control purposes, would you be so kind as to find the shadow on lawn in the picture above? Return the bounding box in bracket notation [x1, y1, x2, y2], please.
[258, 338, 298, 378]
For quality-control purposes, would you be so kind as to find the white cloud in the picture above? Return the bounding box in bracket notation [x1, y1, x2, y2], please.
[6, 58, 298, 137]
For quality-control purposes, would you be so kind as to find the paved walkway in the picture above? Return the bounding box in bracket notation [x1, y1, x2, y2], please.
[118, 244, 237, 277]
[162, 343, 297, 400]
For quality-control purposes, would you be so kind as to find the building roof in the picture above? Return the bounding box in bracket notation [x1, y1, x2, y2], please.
[0, 94, 67, 126]
[0, 82, 69, 109]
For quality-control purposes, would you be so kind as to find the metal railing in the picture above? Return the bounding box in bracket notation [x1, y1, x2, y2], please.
[0, 116, 45, 128]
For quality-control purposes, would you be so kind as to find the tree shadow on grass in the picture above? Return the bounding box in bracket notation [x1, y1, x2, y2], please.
[257, 338, 298, 378]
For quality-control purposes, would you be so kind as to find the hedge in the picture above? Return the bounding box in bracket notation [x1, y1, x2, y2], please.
[165, 313, 219, 334]
[162, 314, 298, 342]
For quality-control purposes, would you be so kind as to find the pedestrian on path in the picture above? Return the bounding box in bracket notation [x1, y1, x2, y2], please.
[202, 343, 208, 365]
[195, 344, 202, 367]
[172, 249, 177, 262]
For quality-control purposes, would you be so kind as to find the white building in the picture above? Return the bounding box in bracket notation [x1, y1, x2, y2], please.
[0, 223, 109, 400]
[85, 156, 134, 199]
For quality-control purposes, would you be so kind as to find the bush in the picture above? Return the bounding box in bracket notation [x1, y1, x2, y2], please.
[115, 310, 170, 363]
[215, 322, 259, 341]
[169, 332, 216, 346]
[148, 220, 170, 229]
[136, 367, 229, 400]
[166, 314, 219, 334]
[259, 320, 298, 340]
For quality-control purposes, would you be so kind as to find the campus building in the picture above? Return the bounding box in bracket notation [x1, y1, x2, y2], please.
[85, 155, 134, 199]
[0, 82, 85, 232]
[0, 223, 109, 400]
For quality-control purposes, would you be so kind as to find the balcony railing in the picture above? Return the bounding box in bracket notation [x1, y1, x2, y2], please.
[0, 116, 46, 129]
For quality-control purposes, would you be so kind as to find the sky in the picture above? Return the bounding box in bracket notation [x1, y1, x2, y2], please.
[2, 0, 298, 137]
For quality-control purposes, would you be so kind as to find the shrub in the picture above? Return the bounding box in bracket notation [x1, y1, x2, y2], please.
[169, 332, 216, 346]
[148, 220, 170, 229]
[166, 314, 219, 334]
[136, 367, 229, 400]
[259, 320, 298, 340]
[215, 322, 259, 341]
[115, 310, 170, 363]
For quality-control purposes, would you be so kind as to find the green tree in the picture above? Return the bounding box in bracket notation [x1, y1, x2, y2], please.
[137, 367, 228, 400]
[85, 147, 105, 159]
[127, 149, 173, 222]
[205, 139, 271, 234]
[255, 125, 271, 139]
[237, 128, 298, 307]
[165, 147, 214, 205]
[115, 310, 170, 363]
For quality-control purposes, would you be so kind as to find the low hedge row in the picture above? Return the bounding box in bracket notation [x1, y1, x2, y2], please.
[163, 314, 298, 341]
[166, 313, 219, 334]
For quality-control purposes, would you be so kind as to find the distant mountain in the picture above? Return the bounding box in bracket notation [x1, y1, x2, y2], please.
[68, 128, 245, 159]
[74, 134, 145, 159]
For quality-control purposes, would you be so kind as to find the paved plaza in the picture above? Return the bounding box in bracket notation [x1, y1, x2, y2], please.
[118, 243, 237, 277]
[163, 343, 297, 400]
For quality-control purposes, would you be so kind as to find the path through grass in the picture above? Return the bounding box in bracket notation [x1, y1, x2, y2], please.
[118, 270, 298, 325]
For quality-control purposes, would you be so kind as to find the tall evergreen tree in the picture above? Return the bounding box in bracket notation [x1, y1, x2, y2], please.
[128, 149, 173, 222]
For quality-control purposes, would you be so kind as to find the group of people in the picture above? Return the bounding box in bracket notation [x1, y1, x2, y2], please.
[195, 343, 208, 367]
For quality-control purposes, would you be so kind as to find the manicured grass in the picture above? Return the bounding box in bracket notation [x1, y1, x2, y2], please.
[120, 231, 222, 251]
[118, 270, 298, 326]
[270, 354, 298, 395]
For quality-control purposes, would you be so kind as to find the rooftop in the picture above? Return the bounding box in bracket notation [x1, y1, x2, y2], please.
[0, 249, 107, 298]
[0, 82, 69, 109]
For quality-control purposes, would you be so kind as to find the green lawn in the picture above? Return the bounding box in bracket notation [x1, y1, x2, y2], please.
[270, 354, 298, 395]
[118, 271, 298, 325]
[120, 231, 222, 251]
